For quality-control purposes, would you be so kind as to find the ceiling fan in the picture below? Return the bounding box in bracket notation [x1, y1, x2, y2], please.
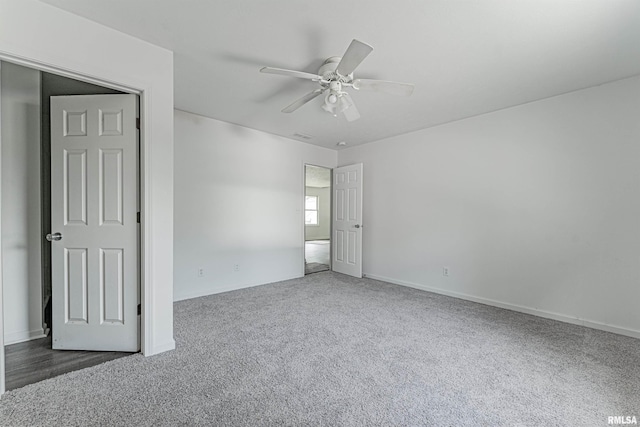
[260, 39, 414, 122]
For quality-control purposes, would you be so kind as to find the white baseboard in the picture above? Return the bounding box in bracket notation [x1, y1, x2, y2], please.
[174, 274, 302, 302]
[4, 328, 46, 345]
[364, 273, 640, 340]
[146, 339, 176, 356]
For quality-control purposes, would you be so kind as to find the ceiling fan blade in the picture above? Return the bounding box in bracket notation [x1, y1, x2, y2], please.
[336, 39, 373, 76]
[341, 93, 360, 122]
[260, 67, 321, 81]
[282, 88, 326, 113]
[353, 79, 415, 96]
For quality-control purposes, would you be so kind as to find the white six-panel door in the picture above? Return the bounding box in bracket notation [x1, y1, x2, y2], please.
[50, 94, 139, 351]
[332, 163, 363, 278]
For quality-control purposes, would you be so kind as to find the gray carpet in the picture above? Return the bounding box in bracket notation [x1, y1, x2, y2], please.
[1, 272, 639, 426]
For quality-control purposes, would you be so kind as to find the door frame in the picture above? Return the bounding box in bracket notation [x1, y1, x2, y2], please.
[302, 163, 333, 275]
[0, 53, 152, 395]
[0, 60, 4, 395]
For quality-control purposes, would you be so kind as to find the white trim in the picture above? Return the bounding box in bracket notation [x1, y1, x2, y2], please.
[0, 52, 140, 95]
[3, 329, 46, 346]
[139, 89, 152, 356]
[0, 59, 5, 397]
[364, 273, 640, 340]
[149, 340, 176, 355]
[301, 163, 308, 277]
[174, 274, 302, 302]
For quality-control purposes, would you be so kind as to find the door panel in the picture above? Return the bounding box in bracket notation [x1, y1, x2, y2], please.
[65, 248, 88, 323]
[65, 149, 88, 225]
[51, 94, 138, 351]
[100, 149, 124, 225]
[335, 230, 344, 262]
[101, 248, 124, 324]
[332, 163, 363, 278]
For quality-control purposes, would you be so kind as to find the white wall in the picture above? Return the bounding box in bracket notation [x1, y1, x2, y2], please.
[1, 61, 44, 345]
[305, 186, 330, 241]
[339, 75, 640, 338]
[174, 110, 337, 301]
[0, 0, 175, 357]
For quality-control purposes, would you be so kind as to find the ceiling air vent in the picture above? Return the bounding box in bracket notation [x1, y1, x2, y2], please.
[293, 132, 313, 140]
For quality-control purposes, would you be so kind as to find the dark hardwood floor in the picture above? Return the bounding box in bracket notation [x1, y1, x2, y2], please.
[4, 335, 133, 391]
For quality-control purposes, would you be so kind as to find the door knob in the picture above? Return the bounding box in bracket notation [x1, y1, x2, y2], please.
[46, 232, 62, 241]
[354, 224, 361, 229]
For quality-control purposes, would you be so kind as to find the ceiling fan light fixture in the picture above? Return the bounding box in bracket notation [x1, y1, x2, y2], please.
[322, 97, 338, 116]
[337, 93, 353, 113]
[322, 92, 341, 116]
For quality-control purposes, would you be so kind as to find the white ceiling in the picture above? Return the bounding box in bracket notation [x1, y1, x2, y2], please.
[306, 165, 331, 188]
[41, 0, 640, 150]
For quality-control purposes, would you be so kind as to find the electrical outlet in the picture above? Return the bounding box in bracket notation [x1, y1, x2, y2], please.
[233, 264, 239, 272]
[198, 268, 204, 277]
[443, 267, 450, 277]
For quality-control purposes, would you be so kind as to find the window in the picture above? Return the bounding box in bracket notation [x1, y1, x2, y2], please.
[305, 195, 318, 225]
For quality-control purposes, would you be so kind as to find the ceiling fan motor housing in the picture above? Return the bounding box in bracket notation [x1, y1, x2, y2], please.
[318, 57, 353, 83]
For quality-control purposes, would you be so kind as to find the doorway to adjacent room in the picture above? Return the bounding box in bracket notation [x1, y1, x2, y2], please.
[304, 165, 331, 275]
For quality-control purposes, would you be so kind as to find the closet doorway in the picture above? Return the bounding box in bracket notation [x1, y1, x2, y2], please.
[304, 165, 332, 275]
[1, 62, 136, 391]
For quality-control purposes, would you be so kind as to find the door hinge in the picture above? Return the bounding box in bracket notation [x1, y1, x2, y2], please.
[137, 212, 141, 223]
[137, 304, 141, 315]
[136, 118, 140, 130]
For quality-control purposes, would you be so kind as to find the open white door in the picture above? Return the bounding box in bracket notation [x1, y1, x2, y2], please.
[50, 94, 139, 351]
[332, 163, 363, 278]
